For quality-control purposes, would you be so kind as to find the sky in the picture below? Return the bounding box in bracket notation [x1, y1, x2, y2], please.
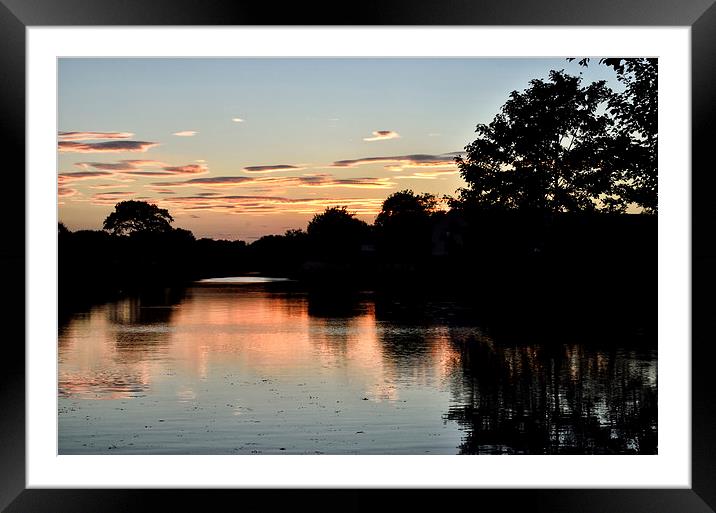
[58, 58, 621, 240]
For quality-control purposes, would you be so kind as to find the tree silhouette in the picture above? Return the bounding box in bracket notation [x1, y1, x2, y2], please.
[375, 189, 439, 259]
[375, 189, 439, 227]
[454, 70, 625, 214]
[570, 58, 657, 213]
[307, 206, 369, 260]
[103, 200, 174, 236]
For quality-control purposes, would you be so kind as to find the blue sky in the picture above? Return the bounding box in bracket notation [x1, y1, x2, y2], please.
[58, 58, 621, 240]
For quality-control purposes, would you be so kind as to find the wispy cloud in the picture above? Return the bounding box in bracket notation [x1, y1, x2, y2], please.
[151, 174, 394, 190]
[58, 140, 159, 153]
[58, 171, 114, 185]
[363, 130, 400, 142]
[243, 165, 305, 174]
[75, 161, 143, 172]
[152, 176, 254, 188]
[331, 153, 460, 170]
[173, 130, 198, 137]
[157, 164, 207, 175]
[232, 118, 244, 123]
[303, 177, 394, 189]
[74, 161, 207, 177]
[58, 131, 134, 141]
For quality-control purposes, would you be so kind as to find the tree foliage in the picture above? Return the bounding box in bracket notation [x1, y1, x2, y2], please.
[455, 70, 619, 214]
[573, 58, 657, 212]
[455, 64, 657, 214]
[375, 190, 440, 258]
[102, 200, 174, 236]
[307, 206, 369, 259]
[375, 189, 439, 227]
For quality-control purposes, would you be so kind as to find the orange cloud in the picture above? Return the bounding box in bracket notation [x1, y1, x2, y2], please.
[363, 130, 400, 142]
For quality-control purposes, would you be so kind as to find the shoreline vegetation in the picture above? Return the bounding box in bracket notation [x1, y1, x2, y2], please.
[59, 59, 657, 343]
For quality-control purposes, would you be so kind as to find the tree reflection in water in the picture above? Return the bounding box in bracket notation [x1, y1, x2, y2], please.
[443, 333, 657, 454]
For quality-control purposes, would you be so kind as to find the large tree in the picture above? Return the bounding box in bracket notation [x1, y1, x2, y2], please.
[454, 70, 629, 214]
[103, 200, 174, 236]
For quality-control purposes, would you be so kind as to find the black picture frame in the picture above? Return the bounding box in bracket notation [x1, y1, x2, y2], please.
[1, 1, 714, 511]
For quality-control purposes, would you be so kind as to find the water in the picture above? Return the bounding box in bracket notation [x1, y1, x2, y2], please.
[58, 280, 657, 454]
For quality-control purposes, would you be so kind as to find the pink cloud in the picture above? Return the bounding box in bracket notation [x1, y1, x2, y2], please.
[173, 130, 198, 137]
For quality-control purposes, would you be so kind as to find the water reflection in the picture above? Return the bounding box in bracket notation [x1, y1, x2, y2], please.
[58, 283, 656, 454]
[58, 290, 185, 399]
[444, 337, 657, 454]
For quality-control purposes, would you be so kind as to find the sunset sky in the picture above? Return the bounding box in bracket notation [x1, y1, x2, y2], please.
[58, 58, 619, 240]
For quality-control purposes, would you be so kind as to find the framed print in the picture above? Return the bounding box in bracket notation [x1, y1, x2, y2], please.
[2, 0, 715, 511]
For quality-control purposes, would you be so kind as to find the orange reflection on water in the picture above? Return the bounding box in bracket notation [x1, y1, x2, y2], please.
[59, 287, 464, 403]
